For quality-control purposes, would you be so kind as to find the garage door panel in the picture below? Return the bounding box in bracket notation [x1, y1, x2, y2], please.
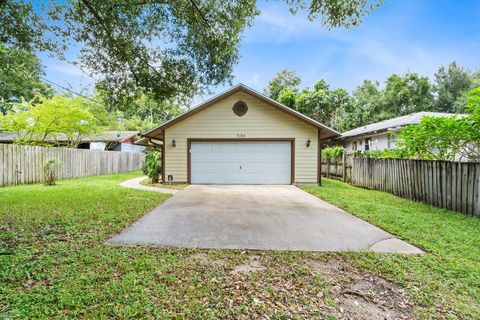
[191, 141, 291, 184]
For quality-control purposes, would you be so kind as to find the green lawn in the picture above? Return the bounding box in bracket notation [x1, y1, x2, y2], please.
[304, 179, 480, 319]
[1, 174, 479, 319]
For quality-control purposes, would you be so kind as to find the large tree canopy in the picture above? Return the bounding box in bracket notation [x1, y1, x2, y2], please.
[0, 0, 383, 107]
[0, 45, 53, 107]
[0, 95, 99, 147]
[50, 0, 260, 108]
[433, 61, 480, 113]
[383, 72, 433, 116]
[433, 61, 471, 113]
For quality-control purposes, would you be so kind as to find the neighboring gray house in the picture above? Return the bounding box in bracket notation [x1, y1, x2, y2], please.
[0, 131, 145, 153]
[79, 131, 145, 153]
[338, 112, 459, 152]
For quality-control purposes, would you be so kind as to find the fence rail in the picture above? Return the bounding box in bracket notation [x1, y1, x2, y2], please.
[0, 144, 145, 187]
[350, 158, 480, 216]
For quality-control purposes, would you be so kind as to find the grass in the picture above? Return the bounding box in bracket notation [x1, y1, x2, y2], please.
[304, 179, 480, 319]
[1, 174, 479, 318]
[0, 173, 334, 319]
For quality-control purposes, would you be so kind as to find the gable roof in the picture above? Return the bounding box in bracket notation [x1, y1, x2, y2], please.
[144, 84, 339, 141]
[340, 112, 463, 139]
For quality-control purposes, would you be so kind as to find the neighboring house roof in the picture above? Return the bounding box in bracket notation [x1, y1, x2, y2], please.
[0, 132, 18, 143]
[144, 83, 340, 141]
[0, 131, 140, 143]
[339, 112, 462, 139]
[86, 131, 140, 143]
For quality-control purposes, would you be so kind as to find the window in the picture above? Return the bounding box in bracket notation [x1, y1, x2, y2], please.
[364, 138, 371, 151]
[387, 134, 398, 149]
[352, 141, 358, 151]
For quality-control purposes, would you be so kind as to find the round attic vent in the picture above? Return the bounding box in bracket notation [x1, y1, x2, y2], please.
[233, 100, 248, 117]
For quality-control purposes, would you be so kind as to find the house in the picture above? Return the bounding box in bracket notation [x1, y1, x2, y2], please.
[77, 131, 144, 153]
[339, 112, 459, 152]
[143, 84, 339, 185]
[0, 131, 145, 153]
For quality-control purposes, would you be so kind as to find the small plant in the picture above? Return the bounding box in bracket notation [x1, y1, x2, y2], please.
[142, 148, 162, 183]
[322, 146, 344, 162]
[43, 159, 63, 186]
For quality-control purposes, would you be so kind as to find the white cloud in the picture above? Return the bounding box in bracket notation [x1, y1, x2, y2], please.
[48, 63, 86, 77]
[245, 72, 262, 87]
[244, 4, 331, 44]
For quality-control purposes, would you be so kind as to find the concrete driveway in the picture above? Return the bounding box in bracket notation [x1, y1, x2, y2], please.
[110, 185, 422, 253]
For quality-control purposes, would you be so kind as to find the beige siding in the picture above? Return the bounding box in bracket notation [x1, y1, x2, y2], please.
[165, 92, 318, 184]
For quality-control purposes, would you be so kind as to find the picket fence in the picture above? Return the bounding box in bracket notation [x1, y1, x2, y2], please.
[0, 144, 145, 187]
[350, 158, 480, 216]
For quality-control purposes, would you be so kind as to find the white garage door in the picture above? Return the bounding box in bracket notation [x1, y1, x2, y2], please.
[191, 141, 291, 184]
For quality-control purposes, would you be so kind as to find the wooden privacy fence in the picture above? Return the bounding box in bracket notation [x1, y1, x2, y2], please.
[0, 144, 145, 187]
[350, 158, 480, 216]
[321, 152, 353, 182]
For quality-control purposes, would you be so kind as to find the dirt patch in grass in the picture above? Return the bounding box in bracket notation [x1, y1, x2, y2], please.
[190, 252, 228, 268]
[188, 251, 416, 319]
[230, 255, 266, 275]
[310, 257, 415, 319]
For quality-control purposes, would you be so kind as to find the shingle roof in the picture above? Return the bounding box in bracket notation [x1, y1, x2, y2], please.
[340, 112, 462, 139]
[0, 132, 18, 142]
[0, 131, 139, 143]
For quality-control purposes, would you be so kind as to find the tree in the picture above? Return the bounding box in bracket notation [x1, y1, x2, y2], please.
[398, 116, 463, 161]
[448, 70, 480, 113]
[383, 72, 433, 117]
[330, 80, 382, 132]
[329, 88, 354, 131]
[0, 95, 99, 147]
[277, 88, 297, 107]
[0, 0, 57, 52]
[288, 0, 384, 28]
[265, 69, 302, 101]
[1, 0, 383, 109]
[0, 45, 53, 114]
[398, 88, 480, 161]
[433, 61, 472, 113]
[295, 80, 335, 125]
[265, 75, 352, 129]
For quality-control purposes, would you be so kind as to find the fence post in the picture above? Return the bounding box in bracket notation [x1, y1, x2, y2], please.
[326, 158, 330, 178]
[342, 151, 347, 182]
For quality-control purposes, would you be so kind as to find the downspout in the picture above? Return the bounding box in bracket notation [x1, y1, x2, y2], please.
[318, 129, 322, 186]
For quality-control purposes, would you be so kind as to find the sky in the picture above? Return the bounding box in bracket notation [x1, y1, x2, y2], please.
[39, 0, 480, 101]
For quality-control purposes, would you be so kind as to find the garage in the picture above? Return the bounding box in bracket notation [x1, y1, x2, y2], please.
[143, 84, 339, 185]
[189, 140, 292, 184]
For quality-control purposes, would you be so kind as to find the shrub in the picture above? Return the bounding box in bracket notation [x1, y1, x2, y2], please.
[322, 146, 344, 162]
[43, 159, 63, 186]
[354, 148, 411, 159]
[142, 148, 162, 183]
